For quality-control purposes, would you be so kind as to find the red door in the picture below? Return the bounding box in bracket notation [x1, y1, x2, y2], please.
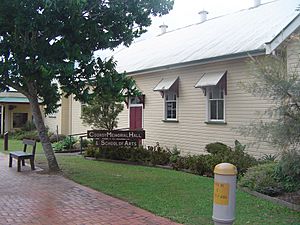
[130, 106, 143, 130]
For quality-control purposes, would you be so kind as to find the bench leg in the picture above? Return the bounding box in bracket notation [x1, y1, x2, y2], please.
[22, 159, 25, 166]
[30, 158, 35, 170]
[9, 155, 12, 167]
[17, 159, 21, 172]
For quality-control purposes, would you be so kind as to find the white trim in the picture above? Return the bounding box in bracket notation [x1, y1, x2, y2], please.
[265, 14, 300, 54]
[164, 91, 178, 121]
[206, 86, 226, 122]
[0, 105, 3, 134]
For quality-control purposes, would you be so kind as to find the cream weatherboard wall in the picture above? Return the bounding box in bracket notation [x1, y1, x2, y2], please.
[116, 57, 274, 157]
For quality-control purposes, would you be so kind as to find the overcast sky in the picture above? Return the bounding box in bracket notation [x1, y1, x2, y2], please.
[145, 0, 273, 37]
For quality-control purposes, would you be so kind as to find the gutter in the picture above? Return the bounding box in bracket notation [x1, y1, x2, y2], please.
[125, 49, 266, 76]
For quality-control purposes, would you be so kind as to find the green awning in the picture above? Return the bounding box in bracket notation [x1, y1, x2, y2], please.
[0, 97, 30, 104]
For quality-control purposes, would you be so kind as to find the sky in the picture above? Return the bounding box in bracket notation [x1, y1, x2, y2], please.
[144, 0, 273, 37]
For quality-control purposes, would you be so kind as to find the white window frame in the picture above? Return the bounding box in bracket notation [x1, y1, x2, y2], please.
[164, 90, 178, 121]
[81, 102, 87, 116]
[206, 86, 225, 122]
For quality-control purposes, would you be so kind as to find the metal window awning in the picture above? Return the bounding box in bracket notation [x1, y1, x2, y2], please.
[195, 71, 227, 88]
[195, 71, 227, 95]
[153, 77, 179, 91]
[153, 77, 179, 97]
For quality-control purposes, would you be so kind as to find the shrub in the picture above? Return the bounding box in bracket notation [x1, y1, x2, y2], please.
[239, 163, 284, 196]
[13, 130, 40, 141]
[170, 141, 257, 177]
[21, 121, 36, 131]
[53, 137, 77, 152]
[275, 149, 300, 192]
[206, 142, 230, 155]
[148, 145, 171, 165]
[84, 144, 172, 166]
[84, 146, 98, 157]
[205, 140, 257, 176]
[49, 134, 66, 143]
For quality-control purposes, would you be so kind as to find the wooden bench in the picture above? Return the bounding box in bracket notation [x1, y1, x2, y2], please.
[9, 139, 36, 172]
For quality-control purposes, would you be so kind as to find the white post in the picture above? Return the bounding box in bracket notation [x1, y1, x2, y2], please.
[0, 105, 3, 134]
[212, 163, 237, 225]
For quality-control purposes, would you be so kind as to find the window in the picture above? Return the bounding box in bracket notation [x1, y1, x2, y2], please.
[165, 91, 177, 120]
[13, 113, 28, 128]
[81, 103, 88, 116]
[207, 86, 224, 121]
[130, 96, 143, 105]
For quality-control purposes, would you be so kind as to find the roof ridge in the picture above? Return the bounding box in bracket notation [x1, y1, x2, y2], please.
[156, 0, 278, 37]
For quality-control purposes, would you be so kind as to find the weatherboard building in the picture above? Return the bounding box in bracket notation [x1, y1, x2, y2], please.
[44, 0, 300, 156]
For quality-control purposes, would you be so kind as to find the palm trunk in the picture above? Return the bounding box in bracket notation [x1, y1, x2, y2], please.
[28, 95, 60, 172]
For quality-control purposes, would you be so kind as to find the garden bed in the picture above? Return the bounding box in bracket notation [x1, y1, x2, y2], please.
[55, 149, 83, 153]
[241, 187, 300, 212]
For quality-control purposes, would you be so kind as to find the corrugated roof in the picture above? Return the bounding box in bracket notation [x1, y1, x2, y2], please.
[99, 0, 299, 74]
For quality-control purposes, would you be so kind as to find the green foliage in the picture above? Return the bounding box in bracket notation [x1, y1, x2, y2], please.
[238, 54, 300, 150]
[239, 163, 284, 196]
[0, 0, 174, 113]
[204, 140, 258, 176]
[12, 130, 40, 141]
[81, 59, 140, 130]
[172, 141, 257, 177]
[49, 134, 67, 143]
[21, 121, 36, 132]
[258, 154, 278, 164]
[169, 145, 181, 164]
[275, 149, 300, 192]
[84, 145, 171, 166]
[84, 146, 98, 157]
[53, 137, 77, 152]
[206, 142, 230, 155]
[85, 141, 256, 177]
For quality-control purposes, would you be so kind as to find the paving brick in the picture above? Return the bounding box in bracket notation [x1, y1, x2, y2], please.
[0, 153, 181, 225]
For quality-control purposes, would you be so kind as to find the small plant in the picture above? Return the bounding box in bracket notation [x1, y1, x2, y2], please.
[84, 146, 98, 157]
[49, 134, 66, 143]
[21, 121, 36, 131]
[275, 149, 300, 192]
[53, 137, 77, 152]
[258, 154, 278, 163]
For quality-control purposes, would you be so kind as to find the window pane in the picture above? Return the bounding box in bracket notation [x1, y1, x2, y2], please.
[210, 100, 217, 120]
[212, 87, 219, 99]
[220, 90, 224, 99]
[218, 100, 224, 120]
[166, 102, 176, 119]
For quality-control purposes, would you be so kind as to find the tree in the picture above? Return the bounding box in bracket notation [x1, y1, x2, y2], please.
[81, 58, 139, 131]
[238, 52, 300, 151]
[0, 0, 174, 172]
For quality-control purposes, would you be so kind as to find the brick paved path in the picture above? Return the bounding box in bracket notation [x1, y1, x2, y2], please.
[0, 153, 181, 225]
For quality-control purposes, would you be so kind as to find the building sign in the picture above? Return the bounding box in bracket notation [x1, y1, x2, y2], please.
[95, 139, 138, 147]
[87, 130, 145, 147]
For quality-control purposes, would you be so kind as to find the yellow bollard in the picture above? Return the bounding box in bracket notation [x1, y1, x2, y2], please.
[212, 163, 237, 225]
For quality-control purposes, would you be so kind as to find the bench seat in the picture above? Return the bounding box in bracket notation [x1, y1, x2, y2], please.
[8, 139, 36, 172]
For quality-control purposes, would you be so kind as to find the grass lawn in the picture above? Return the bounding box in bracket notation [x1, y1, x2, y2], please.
[1, 139, 300, 224]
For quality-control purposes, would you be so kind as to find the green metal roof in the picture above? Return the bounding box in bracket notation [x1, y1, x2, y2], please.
[0, 97, 30, 104]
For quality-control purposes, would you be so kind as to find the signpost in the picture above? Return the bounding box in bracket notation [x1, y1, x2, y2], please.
[87, 130, 145, 147]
